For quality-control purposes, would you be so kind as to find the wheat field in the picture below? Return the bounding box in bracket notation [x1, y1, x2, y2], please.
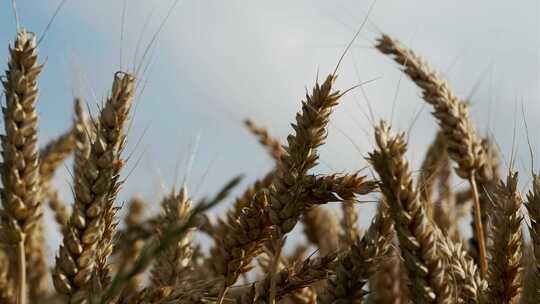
[0, 2, 539, 304]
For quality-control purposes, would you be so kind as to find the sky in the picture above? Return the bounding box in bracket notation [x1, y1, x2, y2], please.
[0, 0, 538, 259]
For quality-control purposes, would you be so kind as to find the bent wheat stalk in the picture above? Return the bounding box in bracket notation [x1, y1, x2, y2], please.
[376, 34, 488, 276]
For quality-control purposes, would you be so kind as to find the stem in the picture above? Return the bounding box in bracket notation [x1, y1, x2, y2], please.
[216, 286, 228, 304]
[17, 235, 26, 304]
[469, 173, 488, 277]
[268, 239, 283, 304]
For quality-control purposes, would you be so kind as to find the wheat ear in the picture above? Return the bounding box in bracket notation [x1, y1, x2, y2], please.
[241, 252, 337, 303]
[485, 171, 523, 303]
[0, 248, 14, 303]
[439, 237, 486, 303]
[0, 29, 44, 304]
[320, 199, 394, 303]
[150, 186, 194, 288]
[39, 125, 75, 185]
[339, 200, 359, 247]
[212, 191, 274, 287]
[368, 121, 452, 303]
[93, 73, 136, 292]
[525, 173, 540, 299]
[267, 74, 341, 235]
[244, 119, 285, 161]
[116, 196, 145, 302]
[303, 206, 339, 255]
[418, 131, 447, 219]
[52, 72, 135, 303]
[376, 34, 489, 275]
[368, 245, 409, 304]
[46, 187, 69, 234]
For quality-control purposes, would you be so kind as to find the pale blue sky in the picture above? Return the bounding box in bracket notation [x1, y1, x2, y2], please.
[1, 0, 538, 257]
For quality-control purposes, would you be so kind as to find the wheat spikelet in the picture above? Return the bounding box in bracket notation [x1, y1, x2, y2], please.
[439, 237, 485, 303]
[303, 206, 339, 255]
[418, 131, 447, 219]
[242, 252, 337, 304]
[46, 187, 70, 234]
[0, 29, 44, 304]
[0, 248, 14, 303]
[367, 245, 409, 304]
[117, 196, 146, 302]
[320, 200, 394, 304]
[339, 200, 358, 248]
[212, 191, 274, 287]
[485, 171, 523, 303]
[520, 243, 538, 304]
[245, 119, 285, 161]
[39, 127, 75, 185]
[205, 171, 275, 241]
[468, 138, 500, 267]
[524, 173, 540, 299]
[375, 35, 484, 180]
[94, 73, 136, 291]
[28, 98, 84, 301]
[301, 173, 376, 204]
[432, 146, 461, 243]
[267, 74, 341, 235]
[368, 121, 452, 303]
[150, 186, 194, 288]
[26, 220, 48, 299]
[52, 72, 135, 303]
